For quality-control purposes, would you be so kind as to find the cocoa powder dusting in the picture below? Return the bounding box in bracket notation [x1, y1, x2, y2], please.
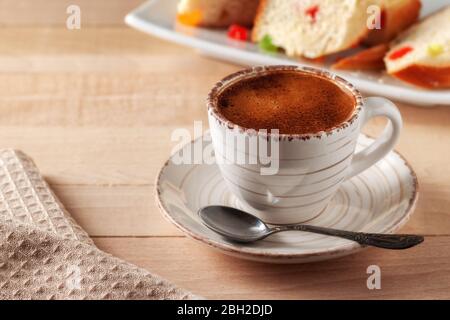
[217, 71, 356, 134]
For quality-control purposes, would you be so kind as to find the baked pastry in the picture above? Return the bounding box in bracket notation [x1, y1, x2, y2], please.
[252, 0, 420, 59]
[385, 6, 450, 88]
[177, 0, 260, 27]
[253, 0, 377, 58]
[332, 44, 389, 70]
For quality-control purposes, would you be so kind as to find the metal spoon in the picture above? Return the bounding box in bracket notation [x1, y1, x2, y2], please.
[199, 206, 424, 249]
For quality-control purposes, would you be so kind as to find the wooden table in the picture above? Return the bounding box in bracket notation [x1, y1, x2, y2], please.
[1, 0, 449, 299]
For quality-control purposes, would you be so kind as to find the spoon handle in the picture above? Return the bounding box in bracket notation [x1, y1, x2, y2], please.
[277, 225, 424, 249]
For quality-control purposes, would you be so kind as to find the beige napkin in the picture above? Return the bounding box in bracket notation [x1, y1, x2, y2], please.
[0, 149, 198, 300]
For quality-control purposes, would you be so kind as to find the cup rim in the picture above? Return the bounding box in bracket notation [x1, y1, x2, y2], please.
[207, 65, 364, 141]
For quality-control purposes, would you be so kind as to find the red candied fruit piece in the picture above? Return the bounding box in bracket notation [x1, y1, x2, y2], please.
[305, 5, 320, 23]
[228, 24, 249, 41]
[388, 46, 414, 60]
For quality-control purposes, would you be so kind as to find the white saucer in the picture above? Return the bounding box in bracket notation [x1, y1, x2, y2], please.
[156, 134, 419, 264]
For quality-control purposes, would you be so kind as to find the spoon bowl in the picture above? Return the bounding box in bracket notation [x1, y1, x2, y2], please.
[199, 206, 271, 243]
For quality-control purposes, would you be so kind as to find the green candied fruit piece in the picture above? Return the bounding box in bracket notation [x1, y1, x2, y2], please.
[259, 35, 278, 53]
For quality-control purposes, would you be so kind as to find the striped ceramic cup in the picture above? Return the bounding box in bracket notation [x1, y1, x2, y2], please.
[207, 66, 402, 225]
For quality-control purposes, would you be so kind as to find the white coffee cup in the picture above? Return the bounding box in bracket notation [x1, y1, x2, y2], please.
[207, 66, 402, 225]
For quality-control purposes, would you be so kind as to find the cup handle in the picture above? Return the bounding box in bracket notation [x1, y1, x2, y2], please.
[346, 97, 403, 179]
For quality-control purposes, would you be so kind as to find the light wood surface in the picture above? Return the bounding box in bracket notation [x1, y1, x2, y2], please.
[1, 22, 449, 299]
[0, 0, 143, 26]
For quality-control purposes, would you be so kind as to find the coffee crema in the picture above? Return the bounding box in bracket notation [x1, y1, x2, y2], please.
[217, 71, 356, 135]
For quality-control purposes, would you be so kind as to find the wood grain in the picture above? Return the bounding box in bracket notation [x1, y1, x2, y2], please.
[0, 26, 449, 298]
[94, 236, 450, 299]
[0, 0, 143, 26]
[0, 28, 237, 126]
[52, 185, 181, 237]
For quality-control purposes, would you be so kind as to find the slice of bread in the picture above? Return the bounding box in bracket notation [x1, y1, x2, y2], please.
[385, 6, 450, 88]
[252, 0, 420, 59]
[252, 0, 382, 58]
[177, 0, 260, 28]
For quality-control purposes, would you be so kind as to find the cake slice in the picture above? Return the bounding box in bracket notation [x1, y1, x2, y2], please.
[253, 0, 378, 58]
[252, 0, 420, 59]
[385, 6, 450, 88]
[177, 0, 260, 28]
[332, 44, 389, 70]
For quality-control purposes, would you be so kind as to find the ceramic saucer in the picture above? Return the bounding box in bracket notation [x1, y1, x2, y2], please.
[156, 134, 418, 264]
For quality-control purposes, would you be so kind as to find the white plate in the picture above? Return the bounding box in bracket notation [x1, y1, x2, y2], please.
[156, 134, 419, 264]
[125, 0, 450, 107]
